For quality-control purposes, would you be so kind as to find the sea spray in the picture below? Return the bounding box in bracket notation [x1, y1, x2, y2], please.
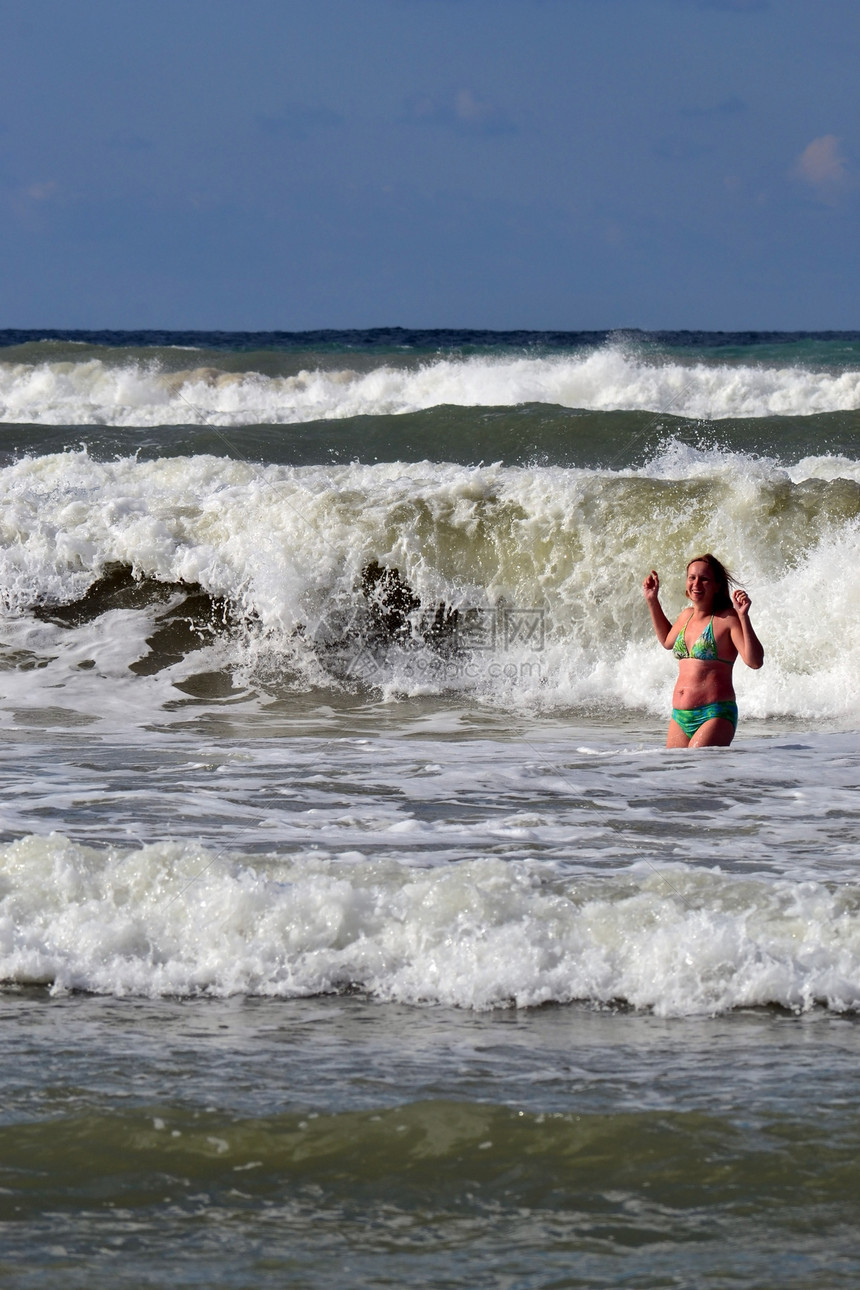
[2, 834, 860, 1014]
[4, 344, 860, 426]
[0, 446, 858, 719]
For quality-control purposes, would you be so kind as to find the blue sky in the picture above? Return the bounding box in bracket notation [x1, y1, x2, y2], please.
[1, 0, 857, 330]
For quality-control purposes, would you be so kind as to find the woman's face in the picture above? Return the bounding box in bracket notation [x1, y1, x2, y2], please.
[686, 561, 719, 606]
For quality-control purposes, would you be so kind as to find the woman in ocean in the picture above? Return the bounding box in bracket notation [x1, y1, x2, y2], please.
[643, 554, 764, 748]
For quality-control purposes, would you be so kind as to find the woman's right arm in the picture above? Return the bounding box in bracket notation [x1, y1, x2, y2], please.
[642, 569, 677, 649]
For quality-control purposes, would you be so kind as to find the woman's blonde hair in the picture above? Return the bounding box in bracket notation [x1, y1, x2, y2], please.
[686, 553, 736, 612]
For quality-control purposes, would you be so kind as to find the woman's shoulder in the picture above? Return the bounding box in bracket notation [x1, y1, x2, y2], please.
[668, 607, 692, 632]
[712, 606, 740, 642]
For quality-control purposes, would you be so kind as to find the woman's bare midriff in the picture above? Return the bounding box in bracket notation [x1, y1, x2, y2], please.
[672, 659, 736, 709]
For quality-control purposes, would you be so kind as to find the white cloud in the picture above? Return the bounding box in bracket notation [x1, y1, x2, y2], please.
[403, 89, 516, 136]
[255, 103, 342, 141]
[454, 89, 491, 124]
[25, 181, 57, 201]
[699, 0, 769, 10]
[791, 135, 847, 192]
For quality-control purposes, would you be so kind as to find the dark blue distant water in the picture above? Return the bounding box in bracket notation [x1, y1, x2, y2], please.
[3, 326, 860, 353]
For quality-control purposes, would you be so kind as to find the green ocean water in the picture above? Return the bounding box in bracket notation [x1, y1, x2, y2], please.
[2, 330, 860, 1289]
[2, 994, 860, 1290]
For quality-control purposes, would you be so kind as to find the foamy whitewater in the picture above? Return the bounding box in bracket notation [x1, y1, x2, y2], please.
[3, 330, 860, 1290]
[0, 441, 858, 724]
[3, 344, 860, 426]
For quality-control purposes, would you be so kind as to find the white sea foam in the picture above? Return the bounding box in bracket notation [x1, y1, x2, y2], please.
[0, 446, 858, 722]
[0, 834, 857, 1015]
[2, 347, 860, 425]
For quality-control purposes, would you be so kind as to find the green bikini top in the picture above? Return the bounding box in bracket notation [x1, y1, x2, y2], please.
[673, 612, 734, 664]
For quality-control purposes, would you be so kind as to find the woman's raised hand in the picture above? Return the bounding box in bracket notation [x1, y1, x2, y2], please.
[733, 588, 752, 617]
[642, 569, 660, 601]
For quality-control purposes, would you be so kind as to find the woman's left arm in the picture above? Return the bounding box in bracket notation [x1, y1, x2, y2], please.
[729, 589, 764, 669]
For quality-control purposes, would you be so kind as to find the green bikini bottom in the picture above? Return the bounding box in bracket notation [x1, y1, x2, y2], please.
[671, 701, 738, 739]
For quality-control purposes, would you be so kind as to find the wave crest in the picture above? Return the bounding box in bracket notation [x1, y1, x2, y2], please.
[3, 836, 859, 1015]
[4, 346, 860, 426]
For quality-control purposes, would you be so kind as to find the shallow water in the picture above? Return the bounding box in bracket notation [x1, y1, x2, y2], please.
[3, 993, 860, 1289]
[1, 329, 859, 1287]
